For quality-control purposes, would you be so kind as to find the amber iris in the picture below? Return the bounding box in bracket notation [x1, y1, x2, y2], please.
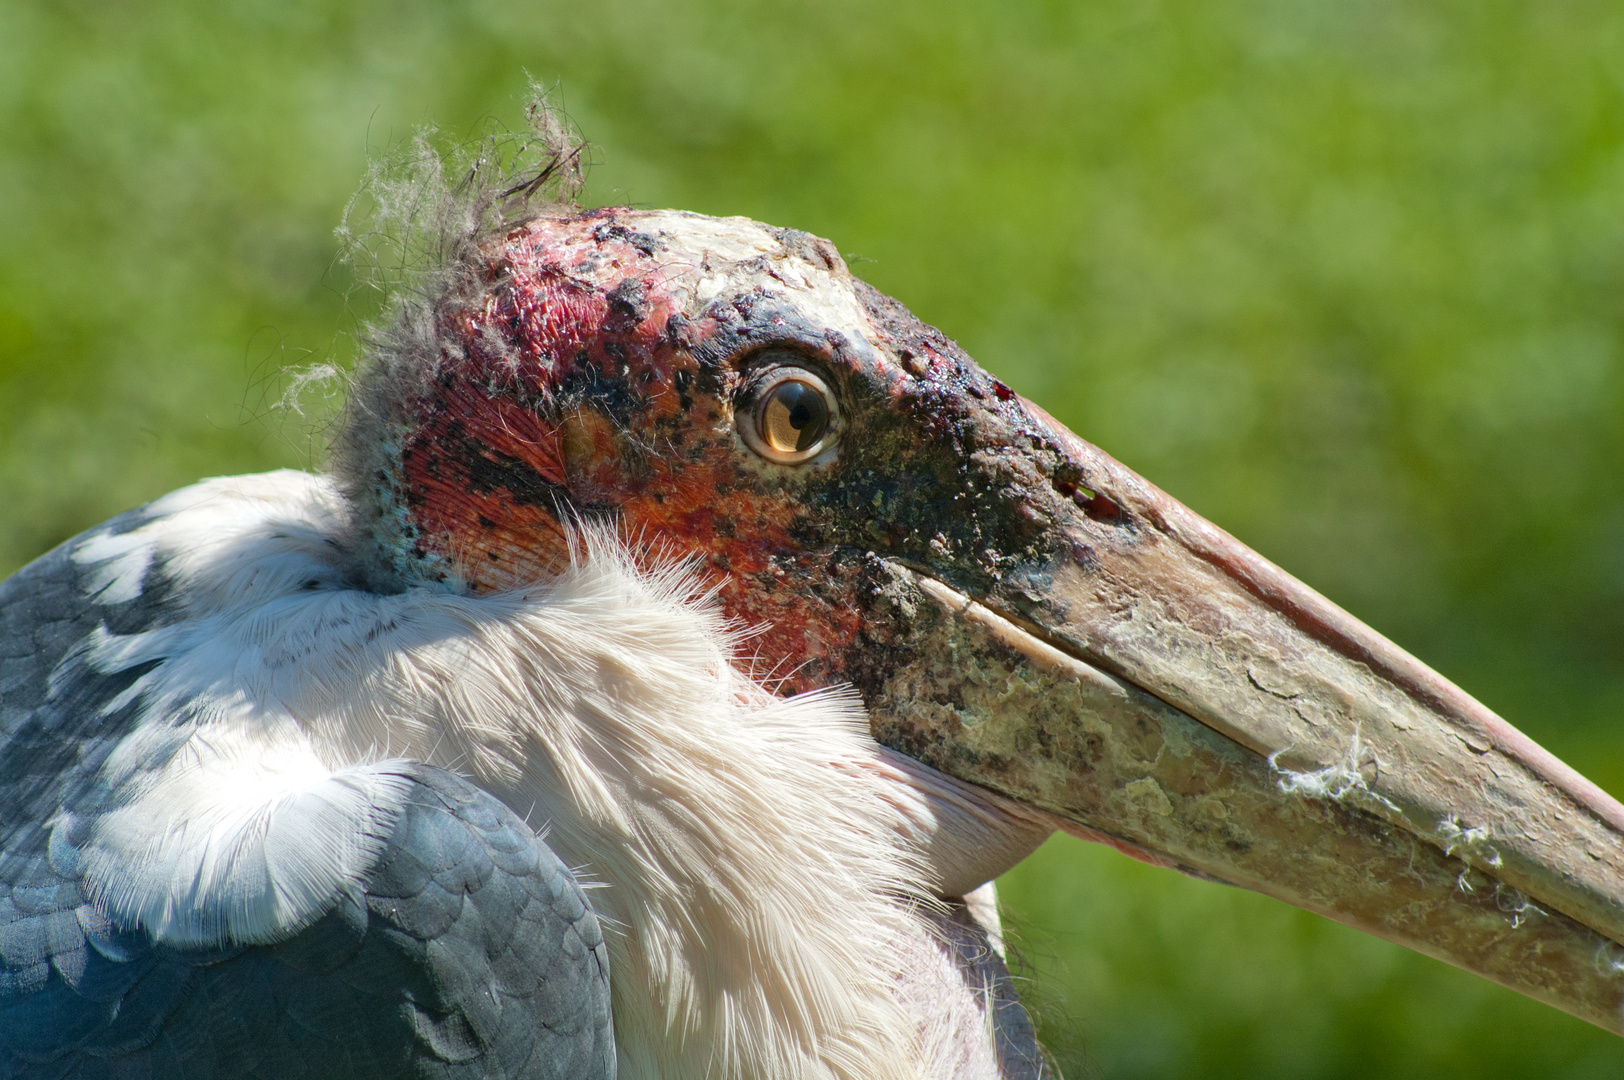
[757, 378, 831, 455]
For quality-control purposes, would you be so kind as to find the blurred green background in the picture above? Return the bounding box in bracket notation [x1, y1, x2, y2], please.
[3, 0, 1623, 1075]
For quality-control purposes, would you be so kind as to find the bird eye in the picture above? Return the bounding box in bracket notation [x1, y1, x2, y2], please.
[742, 367, 840, 465]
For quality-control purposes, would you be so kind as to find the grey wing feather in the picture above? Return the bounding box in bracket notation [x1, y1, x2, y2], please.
[0, 522, 616, 1079]
[0, 514, 178, 1058]
[0, 508, 177, 865]
[929, 904, 1052, 1080]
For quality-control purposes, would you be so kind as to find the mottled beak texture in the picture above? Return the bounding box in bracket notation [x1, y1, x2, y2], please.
[381, 208, 1624, 1034]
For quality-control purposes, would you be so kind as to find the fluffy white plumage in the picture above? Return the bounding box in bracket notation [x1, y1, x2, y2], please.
[60, 469, 1043, 1080]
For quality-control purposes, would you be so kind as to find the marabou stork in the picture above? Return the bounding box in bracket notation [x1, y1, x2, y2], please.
[4, 139, 1624, 1080]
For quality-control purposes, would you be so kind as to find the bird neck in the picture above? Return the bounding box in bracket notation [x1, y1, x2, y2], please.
[348, 534, 943, 1079]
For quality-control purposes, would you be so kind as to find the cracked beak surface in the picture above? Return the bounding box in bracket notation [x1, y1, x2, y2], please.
[864, 393, 1624, 1035]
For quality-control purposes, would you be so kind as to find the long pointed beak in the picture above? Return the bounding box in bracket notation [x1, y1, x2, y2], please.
[869, 398, 1624, 1035]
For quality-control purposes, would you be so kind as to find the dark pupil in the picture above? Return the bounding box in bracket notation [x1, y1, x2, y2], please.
[763, 381, 829, 453]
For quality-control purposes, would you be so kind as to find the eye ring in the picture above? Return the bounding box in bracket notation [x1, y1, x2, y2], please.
[740, 365, 842, 466]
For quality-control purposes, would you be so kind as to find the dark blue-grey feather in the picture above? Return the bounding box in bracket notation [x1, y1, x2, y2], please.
[1, 765, 614, 1079]
[0, 521, 615, 1080]
[929, 904, 1052, 1080]
[0, 509, 177, 872]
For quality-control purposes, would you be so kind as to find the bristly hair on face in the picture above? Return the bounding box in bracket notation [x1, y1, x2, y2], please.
[331, 89, 590, 591]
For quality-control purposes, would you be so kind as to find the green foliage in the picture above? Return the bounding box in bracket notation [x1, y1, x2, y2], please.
[3, 0, 1622, 1073]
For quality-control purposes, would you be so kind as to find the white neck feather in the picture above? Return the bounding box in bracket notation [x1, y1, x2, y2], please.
[315, 539, 945, 1079]
[73, 471, 1032, 1080]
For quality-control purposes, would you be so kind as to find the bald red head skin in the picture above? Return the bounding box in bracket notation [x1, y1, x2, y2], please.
[347, 206, 1624, 1036]
[386, 210, 1087, 695]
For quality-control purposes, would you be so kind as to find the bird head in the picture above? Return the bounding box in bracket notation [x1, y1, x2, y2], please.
[341, 206, 1624, 1035]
